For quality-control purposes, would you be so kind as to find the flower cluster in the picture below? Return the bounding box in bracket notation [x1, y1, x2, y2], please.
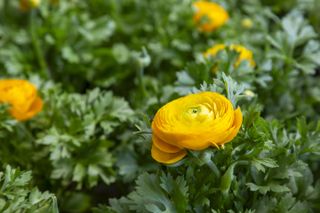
[0, 79, 43, 121]
[151, 92, 243, 164]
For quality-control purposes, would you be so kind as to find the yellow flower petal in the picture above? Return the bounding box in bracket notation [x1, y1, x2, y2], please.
[204, 44, 255, 68]
[204, 44, 226, 58]
[229, 44, 256, 67]
[221, 107, 243, 144]
[152, 134, 183, 153]
[151, 145, 187, 164]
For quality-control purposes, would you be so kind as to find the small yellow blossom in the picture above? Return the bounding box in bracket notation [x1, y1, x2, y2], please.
[151, 92, 242, 164]
[20, 0, 41, 12]
[193, 1, 229, 32]
[0, 79, 43, 121]
[241, 18, 253, 29]
[204, 44, 256, 67]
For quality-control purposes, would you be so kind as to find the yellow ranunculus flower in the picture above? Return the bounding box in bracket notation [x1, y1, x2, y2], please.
[19, 0, 41, 12]
[0, 79, 43, 121]
[151, 92, 243, 164]
[204, 44, 256, 68]
[193, 1, 229, 32]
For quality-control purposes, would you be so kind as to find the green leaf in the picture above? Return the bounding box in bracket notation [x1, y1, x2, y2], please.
[109, 173, 189, 213]
[251, 158, 278, 173]
[0, 165, 58, 213]
[246, 182, 290, 194]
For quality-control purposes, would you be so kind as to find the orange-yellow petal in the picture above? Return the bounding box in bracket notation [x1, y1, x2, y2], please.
[152, 134, 182, 153]
[229, 44, 255, 67]
[11, 96, 43, 121]
[204, 44, 226, 58]
[151, 145, 187, 164]
[204, 44, 255, 68]
[220, 107, 243, 144]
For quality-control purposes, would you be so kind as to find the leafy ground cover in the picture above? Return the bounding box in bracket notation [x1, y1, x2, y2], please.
[0, 0, 320, 212]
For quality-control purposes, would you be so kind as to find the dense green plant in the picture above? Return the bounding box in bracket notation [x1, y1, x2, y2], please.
[0, 0, 319, 212]
[106, 105, 320, 212]
[0, 165, 58, 213]
[36, 87, 134, 188]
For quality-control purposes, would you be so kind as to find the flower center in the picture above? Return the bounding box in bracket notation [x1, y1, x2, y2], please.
[188, 106, 201, 114]
[185, 104, 213, 123]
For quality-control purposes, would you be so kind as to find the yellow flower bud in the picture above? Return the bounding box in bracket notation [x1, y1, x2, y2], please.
[241, 18, 253, 29]
[193, 1, 229, 32]
[151, 92, 243, 164]
[19, 0, 41, 12]
[244, 90, 255, 98]
[0, 79, 43, 121]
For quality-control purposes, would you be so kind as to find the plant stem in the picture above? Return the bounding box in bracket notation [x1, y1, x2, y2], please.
[206, 159, 221, 178]
[138, 66, 147, 98]
[29, 10, 51, 79]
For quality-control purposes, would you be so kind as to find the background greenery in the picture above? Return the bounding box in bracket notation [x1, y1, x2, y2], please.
[0, 0, 319, 212]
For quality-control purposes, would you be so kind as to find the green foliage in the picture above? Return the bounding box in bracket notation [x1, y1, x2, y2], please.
[258, 11, 320, 119]
[0, 105, 40, 169]
[0, 165, 58, 213]
[0, 0, 195, 92]
[108, 106, 320, 212]
[0, 0, 319, 212]
[109, 173, 189, 213]
[36, 88, 134, 188]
